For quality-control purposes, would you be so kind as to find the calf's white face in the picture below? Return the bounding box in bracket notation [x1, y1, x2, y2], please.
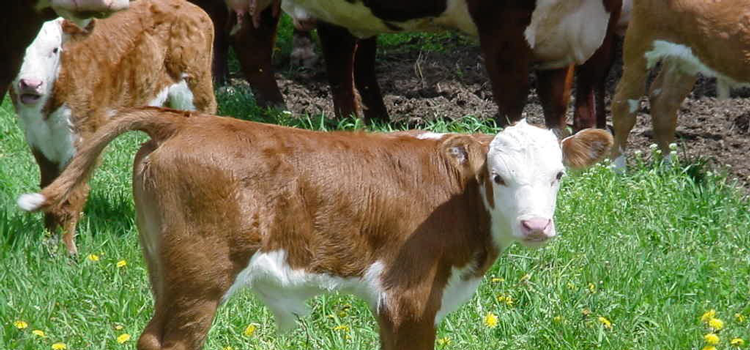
[483, 121, 612, 249]
[13, 18, 65, 108]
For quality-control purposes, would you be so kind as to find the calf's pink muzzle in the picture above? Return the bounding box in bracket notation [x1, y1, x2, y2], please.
[520, 218, 554, 243]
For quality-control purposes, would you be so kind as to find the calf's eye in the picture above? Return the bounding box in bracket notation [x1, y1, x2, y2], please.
[493, 174, 506, 186]
[556, 171, 565, 181]
[53, 48, 59, 54]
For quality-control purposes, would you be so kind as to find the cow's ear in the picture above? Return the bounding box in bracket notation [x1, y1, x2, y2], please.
[441, 135, 487, 175]
[561, 129, 613, 169]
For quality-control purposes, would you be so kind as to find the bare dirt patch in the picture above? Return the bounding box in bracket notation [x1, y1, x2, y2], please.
[232, 38, 750, 189]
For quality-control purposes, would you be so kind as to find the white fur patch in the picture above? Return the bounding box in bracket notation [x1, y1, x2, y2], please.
[611, 153, 626, 173]
[17, 105, 78, 169]
[416, 132, 446, 140]
[526, 0, 611, 68]
[147, 80, 196, 111]
[645, 40, 750, 97]
[282, 0, 477, 38]
[435, 264, 482, 324]
[17, 193, 46, 211]
[224, 250, 387, 331]
[628, 99, 639, 113]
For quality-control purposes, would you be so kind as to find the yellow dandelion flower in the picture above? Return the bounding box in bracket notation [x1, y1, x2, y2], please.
[116, 260, 127, 268]
[491, 277, 504, 283]
[87, 254, 100, 262]
[243, 324, 257, 337]
[708, 318, 724, 330]
[736, 313, 746, 323]
[566, 282, 575, 290]
[598, 316, 612, 329]
[116, 333, 131, 344]
[51, 343, 67, 350]
[333, 325, 350, 332]
[437, 336, 452, 346]
[483, 312, 498, 328]
[588, 283, 597, 293]
[32, 330, 46, 337]
[731, 338, 745, 347]
[704, 333, 720, 345]
[13, 320, 28, 329]
[701, 310, 717, 323]
[702, 346, 717, 350]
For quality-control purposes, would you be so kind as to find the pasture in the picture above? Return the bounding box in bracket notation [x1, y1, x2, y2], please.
[2, 25, 750, 350]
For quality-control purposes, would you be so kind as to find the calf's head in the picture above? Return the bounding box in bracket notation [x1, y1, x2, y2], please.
[12, 18, 65, 108]
[453, 121, 612, 249]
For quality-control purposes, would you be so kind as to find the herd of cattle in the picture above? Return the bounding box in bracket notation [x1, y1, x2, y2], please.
[4, 0, 748, 349]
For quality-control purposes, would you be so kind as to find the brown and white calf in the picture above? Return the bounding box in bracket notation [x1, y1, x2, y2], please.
[0, 0, 129, 102]
[610, 0, 750, 169]
[229, 0, 624, 130]
[20, 106, 612, 349]
[12, 0, 216, 254]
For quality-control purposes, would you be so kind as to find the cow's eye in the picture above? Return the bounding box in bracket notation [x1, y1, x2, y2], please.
[555, 171, 565, 181]
[53, 48, 59, 54]
[493, 174, 506, 186]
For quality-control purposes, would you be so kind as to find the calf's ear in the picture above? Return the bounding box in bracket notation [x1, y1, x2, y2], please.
[441, 135, 487, 176]
[561, 129, 613, 169]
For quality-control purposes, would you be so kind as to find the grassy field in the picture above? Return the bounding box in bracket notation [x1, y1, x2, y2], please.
[2, 27, 750, 349]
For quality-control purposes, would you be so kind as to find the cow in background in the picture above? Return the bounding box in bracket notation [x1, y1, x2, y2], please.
[0, 0, 130, 102]
[12, 0, 216, 254]
[220, 0, 624, 132]
[610, 0, 750, 169]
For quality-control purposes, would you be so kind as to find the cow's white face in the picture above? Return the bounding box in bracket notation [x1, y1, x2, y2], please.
[483, 120, 612, 249]
[13, 18, 65, 108]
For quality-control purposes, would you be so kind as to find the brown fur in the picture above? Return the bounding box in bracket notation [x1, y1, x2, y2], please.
[22, 0, 216, 254]
[27, 106, 610, 349]
[611, 0, 750, 160]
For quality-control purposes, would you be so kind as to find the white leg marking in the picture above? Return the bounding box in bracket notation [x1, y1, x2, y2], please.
[435, 264, 482, 325]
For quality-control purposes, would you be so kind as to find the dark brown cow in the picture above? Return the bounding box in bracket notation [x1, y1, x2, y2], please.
[20, 106, 612, 350]
[227, 0, 624, 131]
[0, 0, 129, 102]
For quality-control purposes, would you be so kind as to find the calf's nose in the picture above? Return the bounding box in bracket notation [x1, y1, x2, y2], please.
[521, 218, 552, 236]
[19, 78, 43, 91]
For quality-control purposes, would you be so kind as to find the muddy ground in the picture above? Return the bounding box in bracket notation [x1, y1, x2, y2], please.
[230, 37, 750, 190]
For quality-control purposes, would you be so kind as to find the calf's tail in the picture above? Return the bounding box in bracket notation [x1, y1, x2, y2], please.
[17, 106, 190, 213]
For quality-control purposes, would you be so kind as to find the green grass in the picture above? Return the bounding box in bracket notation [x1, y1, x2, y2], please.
[1, 92, 749, 350]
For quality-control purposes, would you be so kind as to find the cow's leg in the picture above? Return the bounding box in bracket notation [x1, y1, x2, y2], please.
[377, 305, 438, 350]
[317, 21, 359, 119]
[536, 65, 574, 133]
[648, 59, 697, 161]
[32, 149, 85, 255]
[354, 36, 388, 123]
[610, 31, 651, 170]
[469, 2, 535, 126]
[290, 29, 319, 69]
[232, 6, 285, 109]
[189, 0, 230, 85]
[573, 1, 621, 131]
